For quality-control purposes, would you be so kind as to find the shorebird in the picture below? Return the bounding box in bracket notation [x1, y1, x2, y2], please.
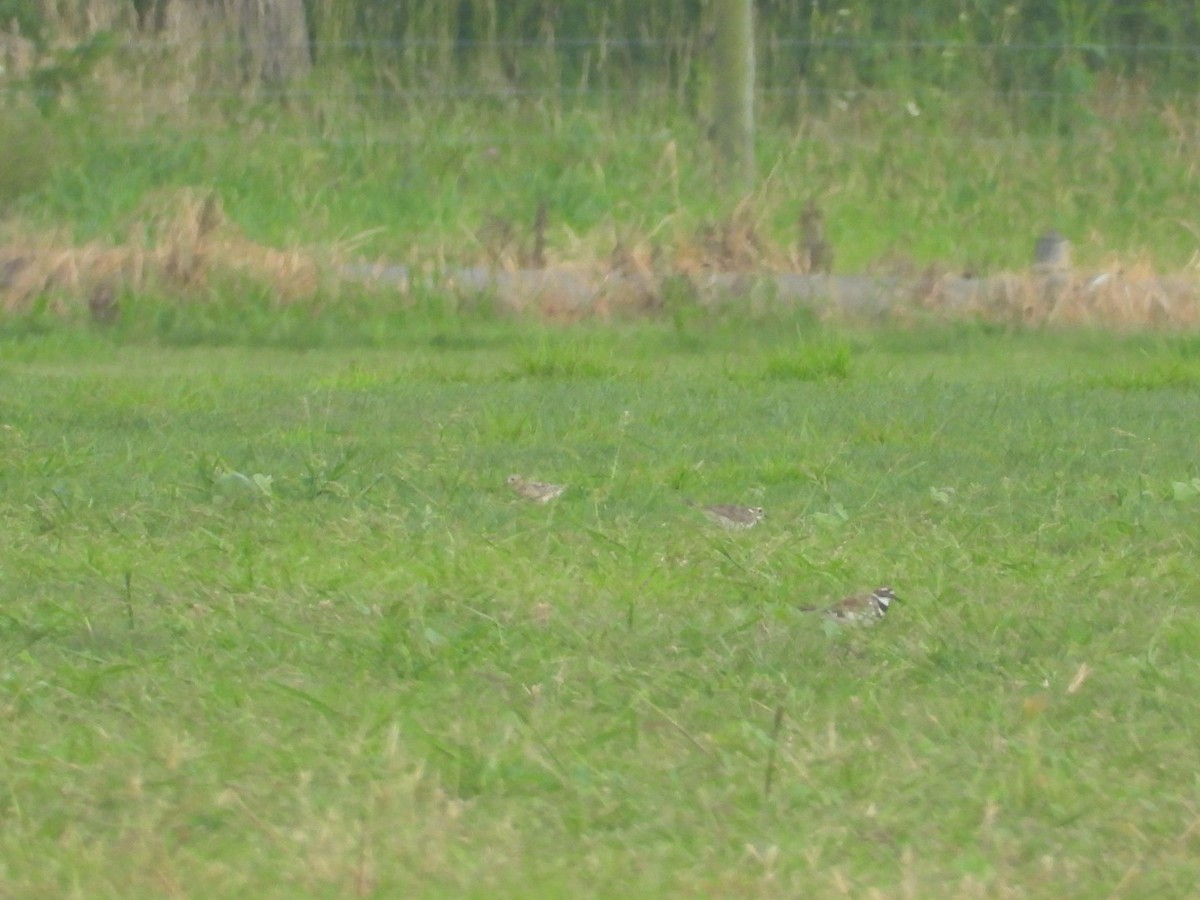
[506, 474, 566, 504]
[801, 586, 898, 626]
[688, 500, 765, 530]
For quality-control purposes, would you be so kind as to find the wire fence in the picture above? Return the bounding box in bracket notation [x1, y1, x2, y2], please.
[5, 32, 1200, 86]
[75, 36, 1200, 52]
[1, 31, 1197, 153]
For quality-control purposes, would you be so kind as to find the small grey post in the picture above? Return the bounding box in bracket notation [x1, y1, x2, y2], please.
[1033, 229, 1072, 312]
[1033, 230, 1072, 276]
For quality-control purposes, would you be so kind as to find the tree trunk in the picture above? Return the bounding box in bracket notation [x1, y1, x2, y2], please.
[138, 0, 311, 89]
[236, 0, 311, 88]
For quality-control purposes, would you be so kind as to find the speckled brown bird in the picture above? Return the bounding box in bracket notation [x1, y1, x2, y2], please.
[688, 500, 765, 530]
[506, 474, 566, 503]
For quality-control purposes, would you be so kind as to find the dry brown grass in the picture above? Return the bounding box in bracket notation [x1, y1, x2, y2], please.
[0, 188, 324, 320]
[3, 191, 1199, 329]
[915, 264, 1200, 329]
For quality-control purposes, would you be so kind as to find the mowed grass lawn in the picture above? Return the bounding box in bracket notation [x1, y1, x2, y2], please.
[2, 313, 1199, 897]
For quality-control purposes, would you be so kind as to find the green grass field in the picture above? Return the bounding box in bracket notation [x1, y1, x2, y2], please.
[2, 310, 1199, 896]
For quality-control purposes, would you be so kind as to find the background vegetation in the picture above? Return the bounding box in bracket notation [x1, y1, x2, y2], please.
[1, 0, 1199, 273]
[299, 0, 1200, 120]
